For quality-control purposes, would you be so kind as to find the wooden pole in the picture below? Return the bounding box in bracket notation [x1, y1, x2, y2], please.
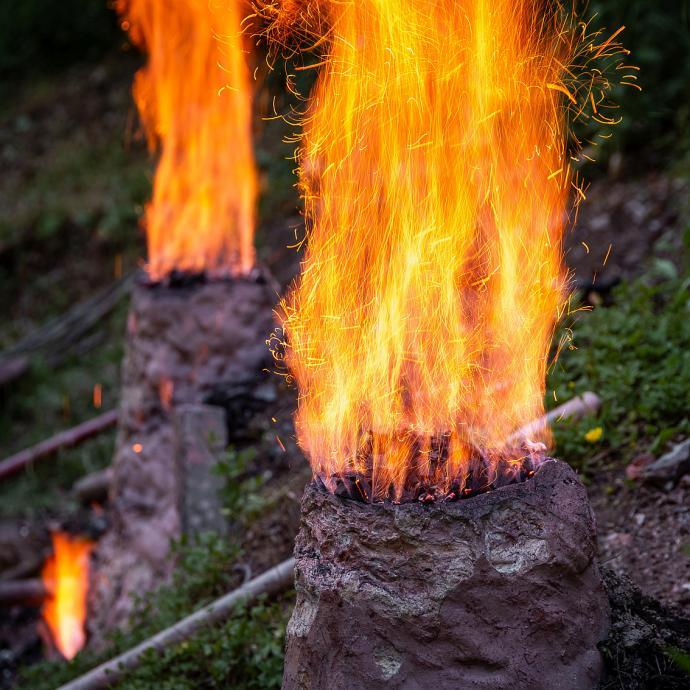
[0, 578, 47, 606]
[510, 392, 601, 444]
[0, 410, 118, 481]
[58, 558, 296, 690]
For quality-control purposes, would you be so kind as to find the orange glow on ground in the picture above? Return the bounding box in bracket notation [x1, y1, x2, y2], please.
[42, 532, 93, 660]
[117, 0, 257, 280]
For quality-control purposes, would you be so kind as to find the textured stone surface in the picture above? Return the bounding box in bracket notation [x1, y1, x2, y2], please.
[89, 274, 275, 644]
[283, 460, 609, 690]
[175, 403, 228, 537]
[602, 568, 690, 690]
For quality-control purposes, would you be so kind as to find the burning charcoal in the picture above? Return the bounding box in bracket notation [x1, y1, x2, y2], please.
[283, 460, 609, 689]
[163, 270, 208, 289]
[331, 473, 371, 503]
[416, 489, 435, 504]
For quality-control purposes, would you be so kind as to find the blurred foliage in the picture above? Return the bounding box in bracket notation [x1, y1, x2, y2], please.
[585, 0, 690, 160]
[18, 534, 290, 689]
[0, 302, 126, 518]
[0, 137, 150, 252]
[216, 446, 273, 525]
[668, 647, 690, 674]
[0, 0, 120, 81]
[548, 266, 690, 473]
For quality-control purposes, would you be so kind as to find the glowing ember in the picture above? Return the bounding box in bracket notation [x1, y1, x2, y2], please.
[117, 0, 257, 281]
[267, 0, 627, 501]
[41, 532, 93, 660]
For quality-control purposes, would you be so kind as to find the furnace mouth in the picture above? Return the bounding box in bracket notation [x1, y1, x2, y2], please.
[316, 450, 543, 505]
[138, 265, 270, 290]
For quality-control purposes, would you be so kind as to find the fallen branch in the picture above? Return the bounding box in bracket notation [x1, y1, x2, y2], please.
[58, 558, 296, 690]
[0, 410, 118, 481]
[0, 578, 47, 606]
[72, 468, 113, 504]
[512, 391, 601, 443]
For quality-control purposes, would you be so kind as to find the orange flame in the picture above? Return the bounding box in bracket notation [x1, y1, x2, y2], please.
[117, 0, 257, 281]
[268, 1, 625, 500]
[41, 533, 93, 660]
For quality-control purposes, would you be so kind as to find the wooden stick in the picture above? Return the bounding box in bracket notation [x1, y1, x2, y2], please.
[0, 578, 47, 606]
[58, 558, 296, 690]
[510, 392, 601, 444]
[0, 410, 118, 481]
[72, 468, 113, 504]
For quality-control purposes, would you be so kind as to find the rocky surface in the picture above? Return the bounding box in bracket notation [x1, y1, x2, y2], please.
[284, 460, 609, 690]
[88, 273, 275, 645]
[603, 568, 690, 690]
[593, 475, 690, 614]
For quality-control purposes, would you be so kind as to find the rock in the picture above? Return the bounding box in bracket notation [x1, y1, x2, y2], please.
[174, 403, 228, 537]
[602, 568, 690, 690]
[283, 460, 609, 690]
[88, 273, 275, 647]
[626, 453, 655, 481]
[642, 439, 690, 488]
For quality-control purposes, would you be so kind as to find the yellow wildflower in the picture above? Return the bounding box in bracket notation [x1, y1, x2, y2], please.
[584, 427, 603, 443]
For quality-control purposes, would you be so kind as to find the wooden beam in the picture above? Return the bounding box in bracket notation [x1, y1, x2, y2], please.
[0, 410, 118, 481]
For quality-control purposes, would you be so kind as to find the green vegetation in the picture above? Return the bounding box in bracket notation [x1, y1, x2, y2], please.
[0, 307, 127, 519]
[548, 267, 690, 474]
[216, 447, 273, 526]
[17, 534, 291, 690]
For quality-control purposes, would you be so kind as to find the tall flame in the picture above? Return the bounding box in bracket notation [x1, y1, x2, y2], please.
[268, 0, 624, 500]
[117, 0, 257, 281]
[41, 533, 93, 660]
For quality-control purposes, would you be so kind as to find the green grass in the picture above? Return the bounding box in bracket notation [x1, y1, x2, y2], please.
[548, 268, 690, 473]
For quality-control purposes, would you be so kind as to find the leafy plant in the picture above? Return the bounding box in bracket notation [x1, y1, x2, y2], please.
[215, 447, 271, 525]
[548, 271, 690, 471]
[0, 0, 120, 80]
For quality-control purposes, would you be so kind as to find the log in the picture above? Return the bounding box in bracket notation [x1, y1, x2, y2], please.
[0, 578, 47, 606]
[283, 462, 608, 689]
[58, 557, 296, 690]
[511, 391, 601, 443]
[72, 468, 113, 504]
[0, 410, 118, 481]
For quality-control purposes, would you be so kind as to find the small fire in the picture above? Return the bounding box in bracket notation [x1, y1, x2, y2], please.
[267, 1, 627, 501]
[117, 0, 257, 281]
[41, 532, 94, 660]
